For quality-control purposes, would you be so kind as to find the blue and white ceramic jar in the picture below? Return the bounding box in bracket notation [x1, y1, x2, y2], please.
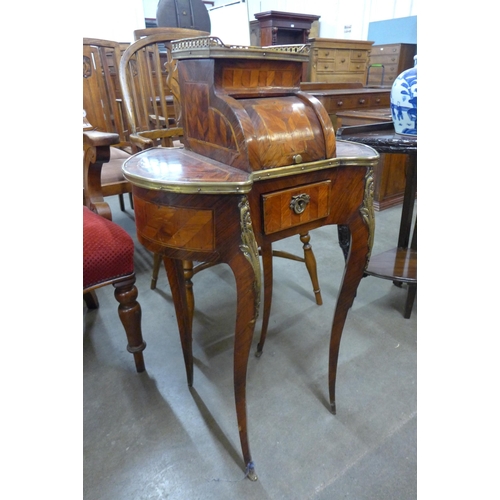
[390, 55, 417, 136]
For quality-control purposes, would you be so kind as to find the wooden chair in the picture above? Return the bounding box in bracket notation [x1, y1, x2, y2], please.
[119, 29, 208, 151]
[118, 29, 209, 297]
[83, 38, 133, 217]
[83, 205, 146, 372]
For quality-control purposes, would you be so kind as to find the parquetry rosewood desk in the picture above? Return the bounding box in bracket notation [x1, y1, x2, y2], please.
[122, 37, 379, 481]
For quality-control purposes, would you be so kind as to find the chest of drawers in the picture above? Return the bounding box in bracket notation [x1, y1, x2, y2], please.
[306, 38, 374, 84]
[366, 43, 417, 87]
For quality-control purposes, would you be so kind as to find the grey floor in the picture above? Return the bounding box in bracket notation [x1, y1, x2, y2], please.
[83, 194, 417, 500]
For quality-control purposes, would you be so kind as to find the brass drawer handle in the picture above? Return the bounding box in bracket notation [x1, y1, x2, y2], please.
[290, 193, 311, 215]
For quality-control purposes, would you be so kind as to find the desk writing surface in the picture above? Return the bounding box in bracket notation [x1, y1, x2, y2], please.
[123, 141, 379, 191]
[122, 147, 253, 194]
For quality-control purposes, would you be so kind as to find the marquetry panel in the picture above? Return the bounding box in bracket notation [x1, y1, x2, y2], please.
[262, 180, 331, 234]
[183, 81, 239, 154]
[133, 196, 215, 251]
[222, 65, 300, 89]
[238, 95, 326, 168]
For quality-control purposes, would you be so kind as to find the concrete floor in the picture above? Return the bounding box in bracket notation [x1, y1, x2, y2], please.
[83, 194, 417, 499]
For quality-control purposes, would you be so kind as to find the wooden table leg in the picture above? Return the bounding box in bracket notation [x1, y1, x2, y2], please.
[397, 153, 417, 249]
[162, 196, 261, 480]
[164, 256, 194, 386]
[228, 250, 260, 481]
[227, 196, 261, 480]
[328, 214, 372, 414]
[256, 241, 273, 357]
[328, 167, 374, 414]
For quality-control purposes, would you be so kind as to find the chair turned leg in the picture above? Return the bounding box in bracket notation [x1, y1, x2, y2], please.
[151, 253, 163, 290]
[113, 275, 146, 372]
[300, 232, 322, 305]
[129, 193, 134, 209]
[182, 260, 195, 328]
[404, 284, 417, 319]
[84, 290, 99, 309]
[118, 194, 125, 211]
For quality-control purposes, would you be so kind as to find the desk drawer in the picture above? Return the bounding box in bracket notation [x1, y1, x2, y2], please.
[333, 50, 350, 71]
[328, 95, 372, 110]
[262, 181, 331, 234]
[349, 61, 366, 72]
[350, 49, 368, 62]
[316, 60, 335, 73]
[371, 45, 401, 57]
[368, 93, 391, 107]
[369, 54, 399, 65]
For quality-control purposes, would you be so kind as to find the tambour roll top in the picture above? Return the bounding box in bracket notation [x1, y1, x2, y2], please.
[172, 37, 336, 173]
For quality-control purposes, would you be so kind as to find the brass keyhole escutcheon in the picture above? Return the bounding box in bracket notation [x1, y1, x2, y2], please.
[290, 193, 310, 215]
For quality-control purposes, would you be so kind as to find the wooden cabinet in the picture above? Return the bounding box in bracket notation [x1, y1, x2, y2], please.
[366, 43, 417, 87]
[336, 116, 409, 211]
[301, 84, 391, 126]
[253, 11, 320, 46]
[306, 38, 374, 84]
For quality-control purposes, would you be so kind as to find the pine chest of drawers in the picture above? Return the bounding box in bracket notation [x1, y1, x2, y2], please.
[306, 38, 374, 84]
[366, 43, 417, 87]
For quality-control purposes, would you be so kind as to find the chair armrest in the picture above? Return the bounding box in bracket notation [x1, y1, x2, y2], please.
[130, 133, 155, 151]
[130, 128, 184, 151]
[84, 130, 120, 147]
[83, 131, 119, 220]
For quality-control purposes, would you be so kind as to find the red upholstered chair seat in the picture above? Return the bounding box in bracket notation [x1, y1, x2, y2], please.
[83, 206, 146, 372]
[83, 206, 134, 289]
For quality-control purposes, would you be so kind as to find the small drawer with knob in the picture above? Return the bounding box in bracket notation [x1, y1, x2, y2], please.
[333, 50, 350, 71]
[316, 60, 335, 73]
[318, 49, 332, 58]
[349, 61, 366, 72]
[350, 49, 368, 62]
[368, 93, 391, 107]
[262, 181, 331, 234]
[329, 95, 358, 109]
[371, 45, 401, 56]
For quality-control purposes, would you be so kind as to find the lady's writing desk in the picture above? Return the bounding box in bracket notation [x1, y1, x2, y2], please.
[123, 37, 379, 480]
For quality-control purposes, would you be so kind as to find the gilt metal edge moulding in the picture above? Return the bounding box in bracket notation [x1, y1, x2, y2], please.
[122, 145, 379, 194]
[171, 35, 310, 60]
